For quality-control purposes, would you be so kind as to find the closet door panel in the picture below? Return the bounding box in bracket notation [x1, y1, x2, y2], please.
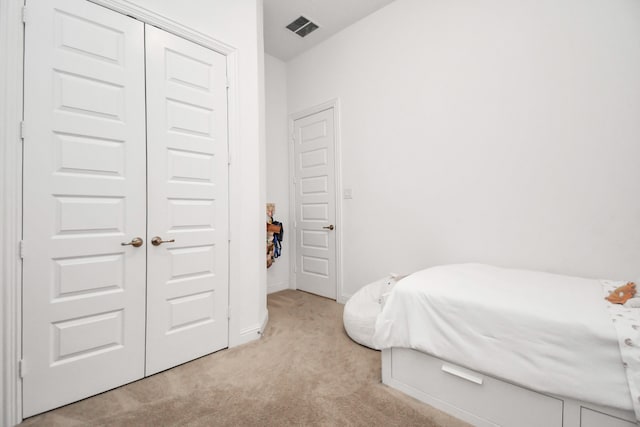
[145, 25, 229, 375]
[22, 0, 146, 417]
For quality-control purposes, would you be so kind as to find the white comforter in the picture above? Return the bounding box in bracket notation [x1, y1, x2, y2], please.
[373, 264, 634, 412]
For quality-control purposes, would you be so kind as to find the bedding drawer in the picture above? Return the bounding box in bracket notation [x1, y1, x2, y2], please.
[389, 347, 563, 427]
[580, 408, 636, 427]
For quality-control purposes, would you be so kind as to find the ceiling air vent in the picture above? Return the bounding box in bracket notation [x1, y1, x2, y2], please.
[286, 16, 319, 38]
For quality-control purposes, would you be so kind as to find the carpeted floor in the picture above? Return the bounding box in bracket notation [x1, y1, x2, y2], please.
[21, 290, 469, 426]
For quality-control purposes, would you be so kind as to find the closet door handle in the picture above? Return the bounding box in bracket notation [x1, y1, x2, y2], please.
[121, 237, 144, 247]
[323, 225, 334, 231]
[151, 236, 175, 246]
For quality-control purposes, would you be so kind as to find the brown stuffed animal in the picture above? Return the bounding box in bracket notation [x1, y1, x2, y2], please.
[605, 282, 636, 304]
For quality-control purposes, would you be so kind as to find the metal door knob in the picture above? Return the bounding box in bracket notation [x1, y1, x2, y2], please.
[121, 237, 144, 247]
[322, 225, 335, 231]
[151, 236, 175, 246]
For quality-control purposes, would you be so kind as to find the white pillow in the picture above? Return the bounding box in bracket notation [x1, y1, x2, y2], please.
[624, 297, 640, 308]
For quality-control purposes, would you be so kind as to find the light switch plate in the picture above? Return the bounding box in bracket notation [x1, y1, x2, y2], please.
[343, 188, 353, 199]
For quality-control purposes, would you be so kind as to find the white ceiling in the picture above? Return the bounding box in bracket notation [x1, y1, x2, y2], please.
[263, 0, 397, 61]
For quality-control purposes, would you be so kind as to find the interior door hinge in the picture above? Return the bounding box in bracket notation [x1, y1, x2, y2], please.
[19, 240, 25, 259]
[227, 152, 231, 165]
[20, 121, 26, 140]
[21, 6, 28, 24]
[19, 359, 26, 378]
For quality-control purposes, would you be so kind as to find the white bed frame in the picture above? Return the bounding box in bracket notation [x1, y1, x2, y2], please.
[382, 347, 636, 427]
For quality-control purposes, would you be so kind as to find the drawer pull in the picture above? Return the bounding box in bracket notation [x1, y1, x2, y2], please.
[441, 364, 484, 385]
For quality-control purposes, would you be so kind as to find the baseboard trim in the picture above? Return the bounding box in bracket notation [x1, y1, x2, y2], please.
[267, 281, 289, 294]
[233, 325, 261, 347]
[231, 310, 269, 347]
[338, 293, 351, 305]
[261, 309, 269, 334]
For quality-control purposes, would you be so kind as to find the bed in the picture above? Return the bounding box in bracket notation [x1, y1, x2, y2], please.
[372, 264, 639, 427]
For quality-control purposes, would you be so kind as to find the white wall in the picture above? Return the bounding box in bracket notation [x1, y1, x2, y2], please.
[256, 0, 268, 334]
[265, 54, 291, 293]
[287, 0, 640, 299]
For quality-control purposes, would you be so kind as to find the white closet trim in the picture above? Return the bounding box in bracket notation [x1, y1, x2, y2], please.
[89, 0, 235, 55]
[0, 0, 24, 425]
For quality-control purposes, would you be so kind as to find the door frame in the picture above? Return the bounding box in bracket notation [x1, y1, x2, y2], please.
[0, 1, 239, 424]
[288, 99, 345, 303]
[0, 1, 25, 424]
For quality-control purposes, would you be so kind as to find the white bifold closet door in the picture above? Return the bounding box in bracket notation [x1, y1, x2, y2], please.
[22, 0, 147, 417]
[145, 25, 229, 376]
[22, 0, 229, 417]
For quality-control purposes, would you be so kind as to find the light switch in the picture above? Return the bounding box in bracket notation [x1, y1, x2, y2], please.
[343, 188, 353, 199]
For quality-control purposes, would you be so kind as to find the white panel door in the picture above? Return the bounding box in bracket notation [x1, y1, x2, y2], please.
[145, 25, 229, 375]
[293, 108, 337, 299]
[22, 0, 146, 417]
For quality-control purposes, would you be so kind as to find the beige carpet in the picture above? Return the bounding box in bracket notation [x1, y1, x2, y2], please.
[21, 290, 469, 426]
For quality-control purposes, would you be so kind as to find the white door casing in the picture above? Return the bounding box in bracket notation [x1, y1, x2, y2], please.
[22, 0, 146, 417]
[145, 25, 230, 375]
[293, 108, 337, 300]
